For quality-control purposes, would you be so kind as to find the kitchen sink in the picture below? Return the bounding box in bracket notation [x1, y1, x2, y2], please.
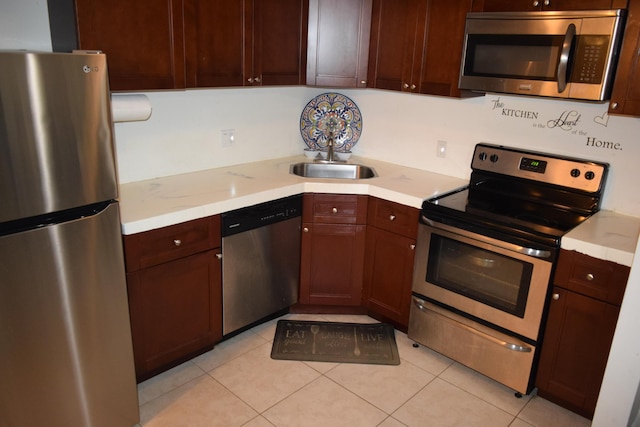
[290, 162, 377, 180]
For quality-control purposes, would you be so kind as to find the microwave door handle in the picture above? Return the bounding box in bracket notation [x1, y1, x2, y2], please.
[557, 23, 576, 93]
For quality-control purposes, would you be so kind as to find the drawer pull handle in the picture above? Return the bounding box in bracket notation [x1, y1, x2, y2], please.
[173, 239, 182, 246]
[552, 293, 560, 300]
[412, 297, 532, 353]
[332, 207, 338, 213]
[389, 214, 396, 221]
[586, 273, 595, 281]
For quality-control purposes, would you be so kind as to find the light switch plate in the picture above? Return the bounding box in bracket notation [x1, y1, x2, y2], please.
[221, 129, 235, 147]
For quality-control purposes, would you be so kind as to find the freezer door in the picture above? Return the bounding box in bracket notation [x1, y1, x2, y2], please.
[0, 51, 117, 223]
[0, 203, 139, 427]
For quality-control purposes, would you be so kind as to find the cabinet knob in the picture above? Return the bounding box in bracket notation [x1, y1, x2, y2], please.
[410, 84, 416, 90]
[552, 293, 560, 300]
[586, 273, 595, 281]
[247, 77, 254, 83]
[403, 83, 409, 89]
[216, 253, 222, 260]
[303, 227, 309, 233]
[173, 239, 182, 246]
[332, 207, 338, 213]
[610, 102, 619, 110]
[254, 76, 261, 83]
[544, 0, 550, 5]
[360, 80, 366, 85]
[533, 0, 539, 6]
[389, 214, 396, 221]
[410, 244, 416, 250]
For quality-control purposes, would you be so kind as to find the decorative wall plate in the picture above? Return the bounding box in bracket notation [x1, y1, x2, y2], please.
[299, 92, 362, 151]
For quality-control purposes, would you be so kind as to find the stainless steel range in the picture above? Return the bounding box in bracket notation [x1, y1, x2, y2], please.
[409, 143, 608, 395]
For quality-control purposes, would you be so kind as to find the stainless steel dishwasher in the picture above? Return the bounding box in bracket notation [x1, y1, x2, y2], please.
[221, 195, 302, 336]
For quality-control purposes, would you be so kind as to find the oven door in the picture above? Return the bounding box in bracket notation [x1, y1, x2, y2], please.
[412, 220, 553, 341]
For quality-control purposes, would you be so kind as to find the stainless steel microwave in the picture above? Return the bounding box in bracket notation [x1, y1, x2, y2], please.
[459, 10, 626, 101]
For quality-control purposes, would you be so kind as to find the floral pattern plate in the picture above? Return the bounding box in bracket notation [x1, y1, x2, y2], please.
[300, 92, 362, 151]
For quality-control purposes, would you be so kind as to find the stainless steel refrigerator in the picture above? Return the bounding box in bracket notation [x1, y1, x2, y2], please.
[0, 51, 139, 426]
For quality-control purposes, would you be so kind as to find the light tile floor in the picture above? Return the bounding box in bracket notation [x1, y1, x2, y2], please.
[136, 313, 592, 427]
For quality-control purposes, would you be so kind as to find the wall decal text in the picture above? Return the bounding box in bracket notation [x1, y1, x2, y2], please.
[488, 96, 623, 152]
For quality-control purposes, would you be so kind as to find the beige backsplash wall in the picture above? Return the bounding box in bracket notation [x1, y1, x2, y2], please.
[114, 86, 640, 217]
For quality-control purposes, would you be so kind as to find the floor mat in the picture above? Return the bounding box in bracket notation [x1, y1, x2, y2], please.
[270, 320, 400, 365]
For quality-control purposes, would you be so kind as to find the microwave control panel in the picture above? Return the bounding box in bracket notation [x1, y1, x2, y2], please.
[570, 35, 609, 84]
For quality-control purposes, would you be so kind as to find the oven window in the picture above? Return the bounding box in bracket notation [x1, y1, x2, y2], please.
[426, 234, 533, 318]
[464, 34, 564, 81]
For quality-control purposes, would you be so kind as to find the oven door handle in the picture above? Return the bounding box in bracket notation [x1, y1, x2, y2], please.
[423, 217, 552, 259]
[412, 297, 533, 353]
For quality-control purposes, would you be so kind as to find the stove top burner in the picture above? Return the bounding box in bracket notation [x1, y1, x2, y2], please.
[422, 143, 608, 248]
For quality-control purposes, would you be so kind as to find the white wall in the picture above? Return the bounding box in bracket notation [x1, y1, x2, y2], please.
[0, 0, 51, 51]
[3, 2, 640, 424]
[114, 87, 640, 217]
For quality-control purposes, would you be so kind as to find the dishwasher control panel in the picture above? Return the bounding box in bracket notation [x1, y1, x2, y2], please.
[221, 194, 303, 236]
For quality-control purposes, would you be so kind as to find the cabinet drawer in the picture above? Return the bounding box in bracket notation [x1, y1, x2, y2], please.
[367, 197, 419, 237]
[554, 250, 630, 305]
[303, 193, 368, 224]
[124, 216, 221, 272]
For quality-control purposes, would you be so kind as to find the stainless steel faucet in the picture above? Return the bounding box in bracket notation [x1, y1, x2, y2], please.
[326, 132, 336, 162]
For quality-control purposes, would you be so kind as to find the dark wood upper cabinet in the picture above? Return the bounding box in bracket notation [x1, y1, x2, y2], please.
[76, 0, 307, 90]
[368, 0, 480, 97]
[75, 0, 186, 91]
[184, 0, 308, 87]
[474, 0, 627, 11]
[307, 0, 373, 88]
[253, 0, 309, 86]
[418, 0, 480, 97]
[609, 0, 640, 116]
[184, 0, 246, 88]
[367, 0, 423, 92]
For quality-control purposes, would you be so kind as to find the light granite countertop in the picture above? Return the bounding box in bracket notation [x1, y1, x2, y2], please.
[118, 155, 467, 235]
[562, 210, 640, 267]
[119, 155, 640, 266]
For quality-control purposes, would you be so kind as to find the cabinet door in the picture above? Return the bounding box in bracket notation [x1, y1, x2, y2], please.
[609, 0, 640, 116]
[418, 0, 476, 97]
[307, 0, 373, 87]
[536, 287, 619, 419]
[368, 0, 425, 92]
[184, 0, 248, 87]
[76, 0, 185, 90]
[363, 227, 416, 329]
[127, 250, 222, 381]
[253, 0, 309, 85]
[299, 223, 366, 306]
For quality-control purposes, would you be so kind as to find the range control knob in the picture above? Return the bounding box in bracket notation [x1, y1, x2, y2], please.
[478, 152, 487, 161]
[490, 154, 499, 163]
[570, 168, 581, 178]
[585, 171, 596, 180]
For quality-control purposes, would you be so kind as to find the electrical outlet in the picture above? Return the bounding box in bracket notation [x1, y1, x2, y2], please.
[437, 140, 447, 158]
[221, 129, 235, 147]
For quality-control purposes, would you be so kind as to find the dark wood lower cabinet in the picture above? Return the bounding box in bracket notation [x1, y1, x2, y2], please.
[536, 250, 630, 419]
[299, 222, 366, 306]
[536, 287, 619, 418]
[123, 215, 222, 382]
[127, 249, 222, 381]
[362, 226, 415, 330]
